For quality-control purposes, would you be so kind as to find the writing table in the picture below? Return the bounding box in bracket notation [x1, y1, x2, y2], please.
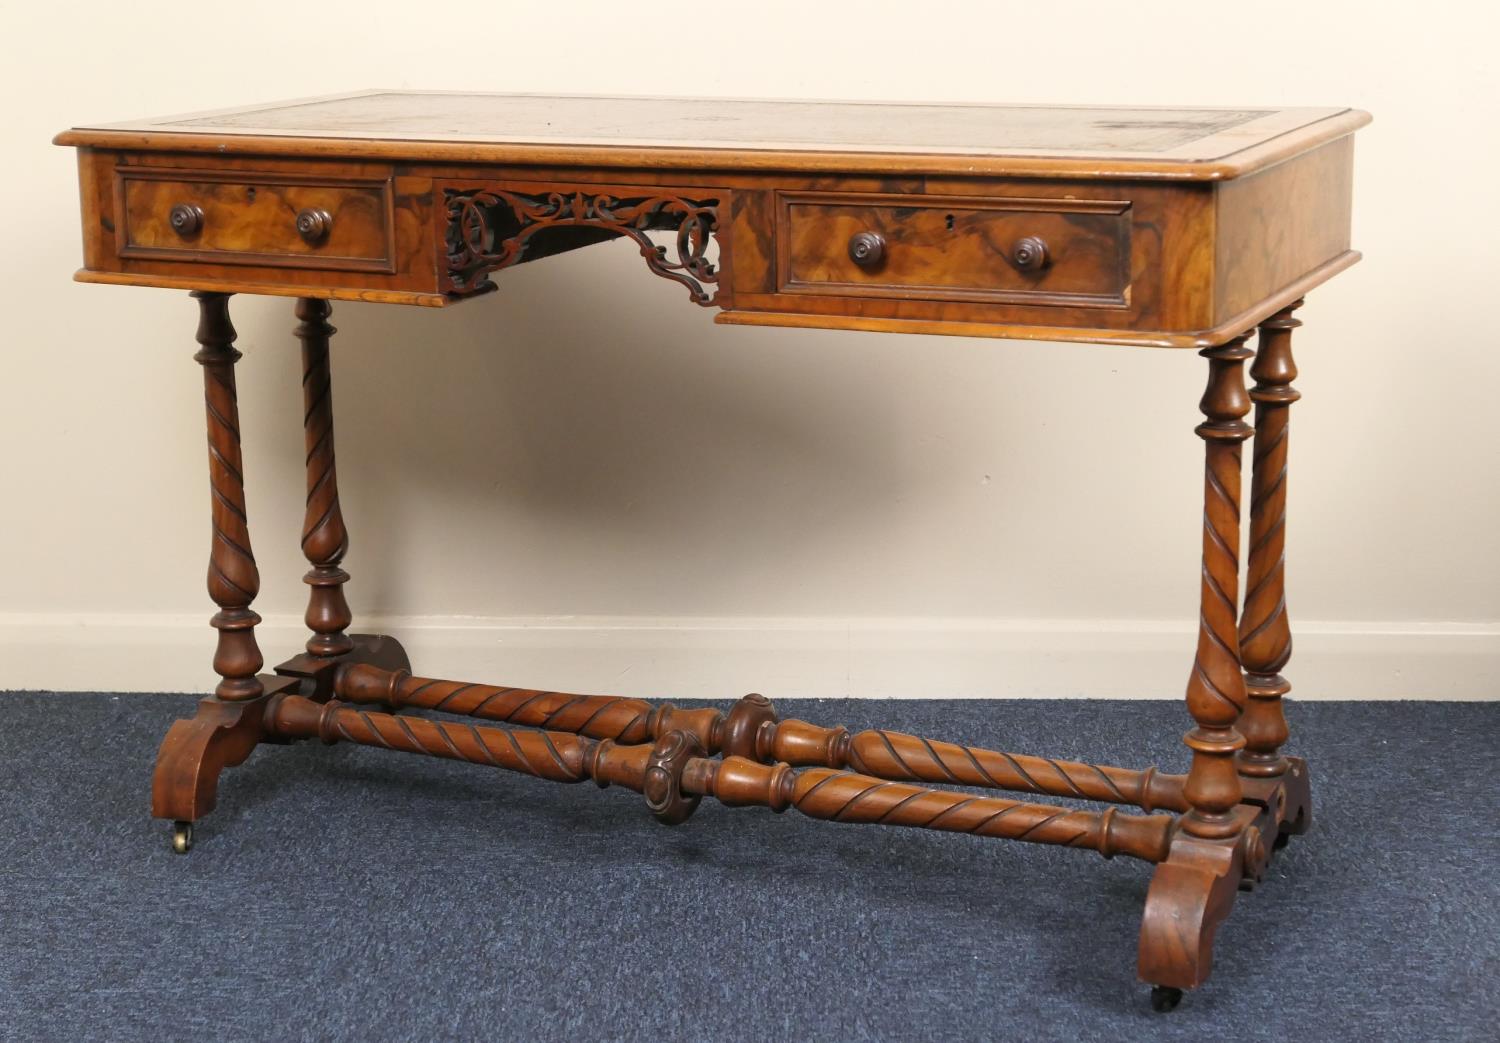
[55, 91, 1369, 1008]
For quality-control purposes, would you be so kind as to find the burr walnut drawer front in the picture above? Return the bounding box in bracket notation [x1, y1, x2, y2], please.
[776, 192, 1132, 308]
[116, 170, 396, 273]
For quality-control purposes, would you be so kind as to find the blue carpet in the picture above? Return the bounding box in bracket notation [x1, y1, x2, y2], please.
[0, 693, 1495, 1042]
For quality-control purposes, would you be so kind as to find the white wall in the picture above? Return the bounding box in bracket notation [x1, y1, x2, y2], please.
[2, 1, 1496, 698]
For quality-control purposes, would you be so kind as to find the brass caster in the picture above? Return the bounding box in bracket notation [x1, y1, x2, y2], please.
[1150, 985, 1184, 1012]
[171, 821, 194, 854]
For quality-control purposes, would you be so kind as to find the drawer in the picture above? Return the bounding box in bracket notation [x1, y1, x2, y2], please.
[776, 192, 1131, 307]
[116, 169, 396, 273]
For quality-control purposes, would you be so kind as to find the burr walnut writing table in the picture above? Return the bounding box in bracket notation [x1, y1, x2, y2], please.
[55, 91, 1368, 1009]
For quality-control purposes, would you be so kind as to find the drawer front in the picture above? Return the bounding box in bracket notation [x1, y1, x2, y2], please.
[117, 169, 396, 273]
[777, 192, 1131, 307]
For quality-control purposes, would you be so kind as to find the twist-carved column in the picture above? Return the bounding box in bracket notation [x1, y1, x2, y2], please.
[1237, 302, 1302, 778]
[1179, 335, 1254, 839]
[679, 758, 1175, 863]
[334, 666, 1190, 812]
[193, 291, 264, 701]
[268, 695, 592, 782]
[294, 298, 353, 656]
[334, 663, 726, 747]
[265, 695, 1177, 863]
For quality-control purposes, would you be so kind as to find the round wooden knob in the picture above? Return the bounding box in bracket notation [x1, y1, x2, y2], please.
[1012, 235, 1050, 272]
[295, 208, 332, 245]
[168, 203, 203, 237]
[848, 231, 886, 268]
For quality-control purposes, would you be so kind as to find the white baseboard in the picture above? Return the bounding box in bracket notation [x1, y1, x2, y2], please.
[2, 613, 1495, 700]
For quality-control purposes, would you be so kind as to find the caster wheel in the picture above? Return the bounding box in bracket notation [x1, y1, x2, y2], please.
[171, 821, 194, 855]
[1150, 985, 1184, 1012]
[1273, 830, 1291, 851]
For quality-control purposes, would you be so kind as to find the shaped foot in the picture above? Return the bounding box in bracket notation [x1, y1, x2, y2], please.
[1138, 808, 1262, 992]
[150, 675, 300, 831]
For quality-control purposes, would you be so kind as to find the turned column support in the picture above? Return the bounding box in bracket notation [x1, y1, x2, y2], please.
[192, 291, 264, 701]
[1237, 301, 1303, 779]
[295, 298, 354, 657]
[1179, 334, 1254, 840]
[333, 664, 1191, 813]
[681, 757, 1176, 863]
[264, 695, 1177, 863]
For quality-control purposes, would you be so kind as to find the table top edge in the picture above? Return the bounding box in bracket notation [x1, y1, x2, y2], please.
[53, 95, 1371, 182]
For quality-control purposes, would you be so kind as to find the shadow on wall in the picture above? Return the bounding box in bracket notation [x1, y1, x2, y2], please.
[290, 239, 1015, 616]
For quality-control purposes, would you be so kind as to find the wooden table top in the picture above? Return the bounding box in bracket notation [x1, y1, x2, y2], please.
[55, 90, 1368, 181]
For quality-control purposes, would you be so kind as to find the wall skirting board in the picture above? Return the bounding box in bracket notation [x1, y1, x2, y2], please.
[2, 613, 1495, 700]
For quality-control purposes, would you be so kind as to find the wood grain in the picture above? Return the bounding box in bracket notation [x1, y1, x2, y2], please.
[1238, 303, 1304, 778]
[63, 124, 1362, 347]
[117, 168, 394, 272]
[778, 191, 1131, 307]
[1212, 137, 1354, 325]
[334, 667, 1192, 813]
[73, 149, 439, 302]
[1180, 338, 1254, 839]
[191, 292, 263, 702]
[266, 694, 1178, 863]
[60, 93, 1362, 1006]
[294, 298, 354, 657]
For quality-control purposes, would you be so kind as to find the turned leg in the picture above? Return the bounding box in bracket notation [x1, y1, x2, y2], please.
[273, 298, 410, 695]
[1237, 301, 1313, 837]
[150, 291, 273, 848]
[195, 292, 265, 700]
[294, 299, 354, 657]
[1138, 333, 1263, 1002]
[1180, 335, 1254, 838]
[265, 695, 1178, 862]
[334, 665, 1194, 813]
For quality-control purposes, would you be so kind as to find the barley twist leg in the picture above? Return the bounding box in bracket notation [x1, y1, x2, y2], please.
[151, 292, 275, 847]
[1180, 336, 1254, 840]
[295, 298, 354, 658]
